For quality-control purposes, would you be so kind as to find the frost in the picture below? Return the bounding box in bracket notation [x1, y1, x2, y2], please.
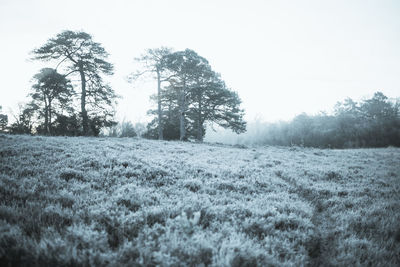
[0, 135, 399, 266]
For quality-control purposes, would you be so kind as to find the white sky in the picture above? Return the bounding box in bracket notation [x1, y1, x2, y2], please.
[1, 0, 399, 125]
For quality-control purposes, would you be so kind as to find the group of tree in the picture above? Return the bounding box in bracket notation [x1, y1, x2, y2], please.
[2, 29, 397, 149]
[5, 31, 246, 139]
[232, 92, 399, 148]
[129, 48, 246, 141]
[8, 30, 117, 136]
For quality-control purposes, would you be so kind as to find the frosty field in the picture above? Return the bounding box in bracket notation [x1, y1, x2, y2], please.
[0, 135, 399, 266]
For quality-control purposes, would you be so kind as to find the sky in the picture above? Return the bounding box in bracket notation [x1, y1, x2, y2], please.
[1, 0, 399, 126]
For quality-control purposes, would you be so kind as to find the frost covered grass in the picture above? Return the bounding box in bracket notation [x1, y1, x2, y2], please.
[0, 134, 399, 266]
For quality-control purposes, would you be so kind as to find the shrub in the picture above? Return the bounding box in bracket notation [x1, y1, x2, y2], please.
[59, 168, 85, 182]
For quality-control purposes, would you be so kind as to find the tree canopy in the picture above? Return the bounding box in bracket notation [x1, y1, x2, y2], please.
[143, 48, 246, 141]
[29, 68, 73, 135]
[32, 30, 117, 136]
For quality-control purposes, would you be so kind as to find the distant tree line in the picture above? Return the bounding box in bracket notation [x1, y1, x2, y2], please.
[234, 92, 399, 148]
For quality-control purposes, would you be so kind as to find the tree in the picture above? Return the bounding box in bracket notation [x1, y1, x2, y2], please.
[0, 106, 8, 132]
[30, 68, 73, 135]
[128, 47, 173, 140]
[359, 92, 400, 147]
[118, 121, 137, 137]
[188, 72, 246, 141]
[32, 30, 116, 135]
[144, 84, 181, 140]
[163, 49, 211, 140]
[144, 49, 246, 141]
[334, 98, 358, 116]
[9, 103, 36, 134]
[52, 114, 80, 136]
[133, 122, 146, 137]
[334, 98, 362, 147]
[361, 92, 397, 120]
[119, 121, 137, 137]
[100, 120, 137, 138]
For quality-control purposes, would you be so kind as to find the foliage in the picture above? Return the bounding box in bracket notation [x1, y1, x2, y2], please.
[29, 68, 73, 135]
[51, 114, 81, 136]
[133, 122, 146, 138]
[214, 92, 399, 148]
[32, 30, 117, 136]
[143, 48, 246, 141]
[143, 115, 180, 141]
[119, 121, 137, 138]
[8, 103, 36, 134]
[0, 106, 8, 132]
[102, 120, 137, 138]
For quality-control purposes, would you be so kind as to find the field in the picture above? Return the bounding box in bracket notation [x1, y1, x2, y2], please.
[0, 134, 399, 266]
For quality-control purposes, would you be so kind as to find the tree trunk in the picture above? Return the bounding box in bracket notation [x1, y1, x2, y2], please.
[44, 97, 49, 135]
[196, 118, 203, 142]
[179, 78, 186, 141]
[196, 92, 203, 141]
[156, 68, 163, 140]
[79, 61, 89, 135]
[48, 99, 52, 135]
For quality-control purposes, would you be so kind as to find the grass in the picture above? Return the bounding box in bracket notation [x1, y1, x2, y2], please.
[0, 134, 399, 266]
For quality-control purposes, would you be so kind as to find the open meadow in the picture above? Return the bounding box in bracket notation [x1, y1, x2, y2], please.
[0, 134, 399, 266]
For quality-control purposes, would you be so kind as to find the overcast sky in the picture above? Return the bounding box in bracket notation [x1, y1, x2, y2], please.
[1, 0, 399, 125]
